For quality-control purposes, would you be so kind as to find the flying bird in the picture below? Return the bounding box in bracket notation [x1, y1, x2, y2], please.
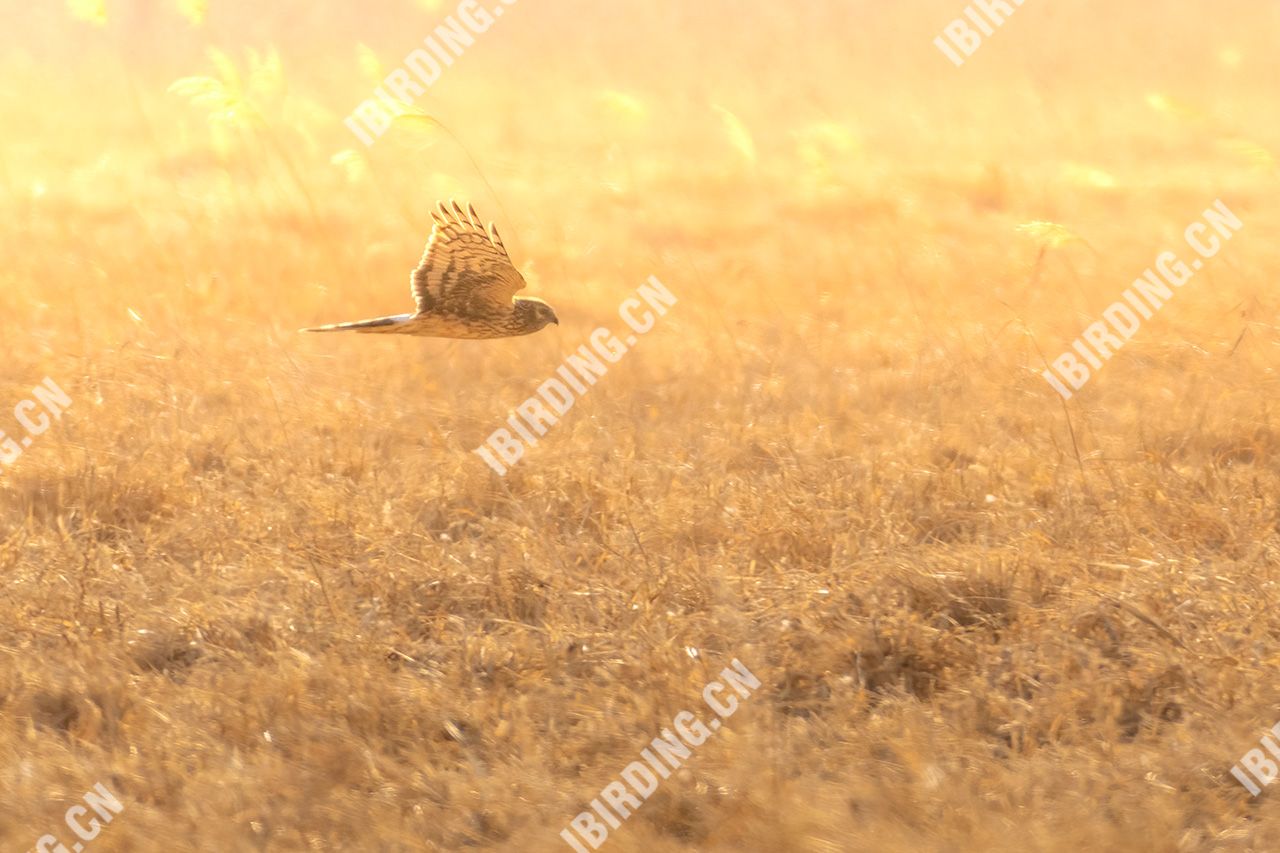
[303, 201, 558, 339]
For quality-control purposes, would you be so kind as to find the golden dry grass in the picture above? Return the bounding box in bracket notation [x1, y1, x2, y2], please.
[3, 1, 1280, 850]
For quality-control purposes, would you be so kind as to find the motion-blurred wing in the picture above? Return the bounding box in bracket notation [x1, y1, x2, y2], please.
[410, 201, 524, 315]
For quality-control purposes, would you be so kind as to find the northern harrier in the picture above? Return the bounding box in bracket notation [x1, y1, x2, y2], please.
[302, 201, 558, 339]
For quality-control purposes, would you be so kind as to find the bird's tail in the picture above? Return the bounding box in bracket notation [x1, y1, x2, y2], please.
[300, 314, 414, 333]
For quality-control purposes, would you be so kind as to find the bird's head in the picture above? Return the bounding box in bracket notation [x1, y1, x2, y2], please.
[515, 297, 559, 333]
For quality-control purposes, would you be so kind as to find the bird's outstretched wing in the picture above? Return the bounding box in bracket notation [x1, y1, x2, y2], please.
[411, 201, 524, 315]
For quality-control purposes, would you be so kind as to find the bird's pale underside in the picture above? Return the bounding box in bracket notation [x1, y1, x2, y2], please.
[302, 201, 558, 339]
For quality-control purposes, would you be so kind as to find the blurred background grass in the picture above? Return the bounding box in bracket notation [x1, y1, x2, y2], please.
[2, 1, 1280, 850]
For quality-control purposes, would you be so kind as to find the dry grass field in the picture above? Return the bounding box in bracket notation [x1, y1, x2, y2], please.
[3, 1, 1280, 850]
